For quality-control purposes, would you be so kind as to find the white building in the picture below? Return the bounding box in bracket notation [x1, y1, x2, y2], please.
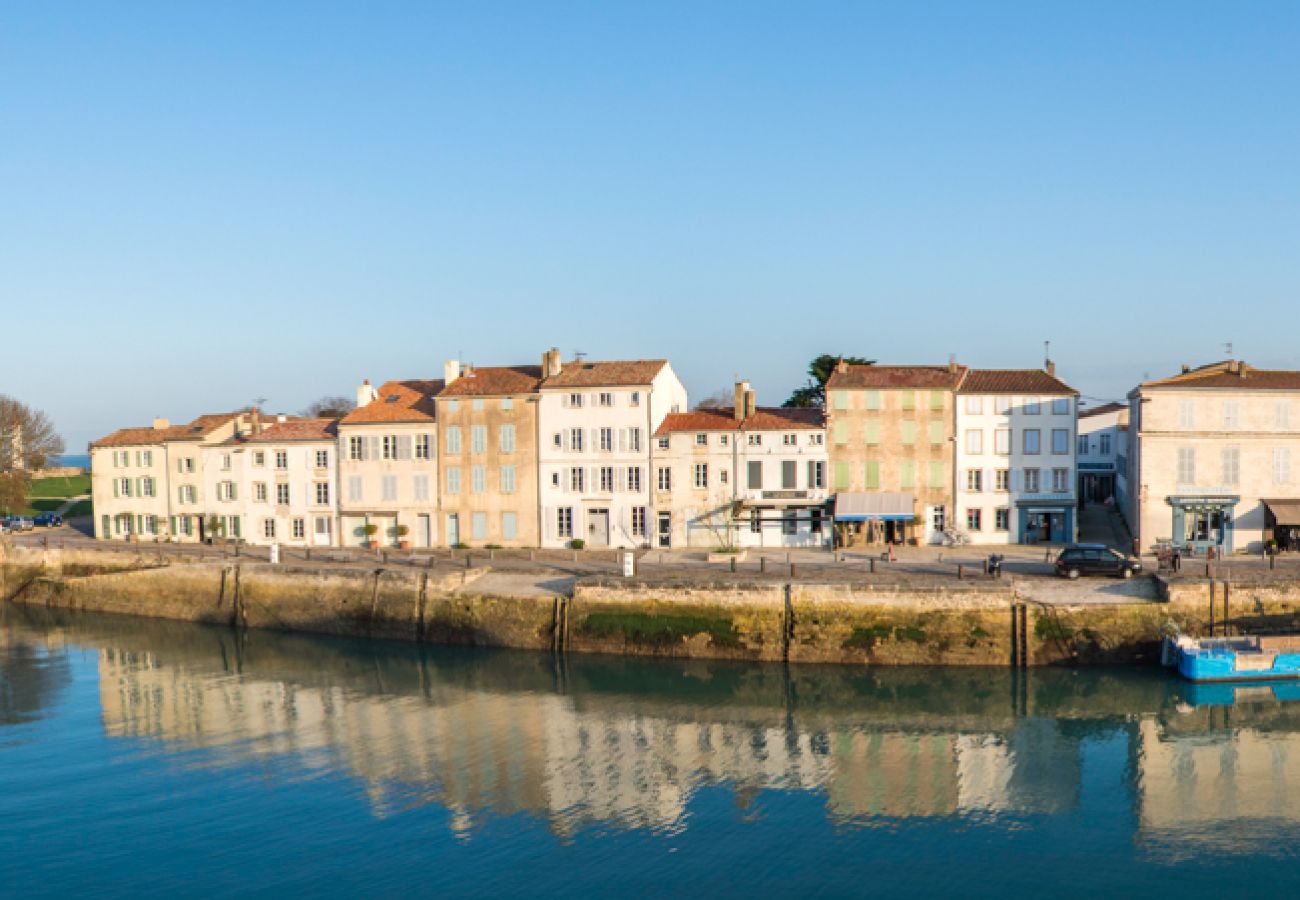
[651, 382, 829, 549]
[237, 418, 340, 548]
[536, 349, 686, 549]
[953, 367, 1079, 544]
[1076, 401, 1128, 506]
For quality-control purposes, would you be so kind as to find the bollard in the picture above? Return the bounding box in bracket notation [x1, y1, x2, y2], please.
[869, 558, 875, 574]
[1271, 554, 1276, 570]
[730, 557, 736, 573]
[466, 555, 472, 569]
[1206, 562, 1212, 579]
[760, 557, 768, 574]
[958, 564, 964, 580]
[530, 549, 535, 562]
[790, 562, 796, 577]
[489, 548, 494, 560]
[382, 551, 388, 564]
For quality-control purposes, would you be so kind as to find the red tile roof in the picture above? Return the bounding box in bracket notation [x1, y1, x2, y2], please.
[1140, 361, 1300, 391]
[825, 364, 967, 390]
[542, 359, 667, 388]
[959, 369, 1076, 395]
[1078, 401, 1127, 419]
[340, 379, 442, 425]
[247, 418, 338, 443]
[90, 412, 245, 448]
[438, 366, 542, 397]
[655, 407, 824, 436]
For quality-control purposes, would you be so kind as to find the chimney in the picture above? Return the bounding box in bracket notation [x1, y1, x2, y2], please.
[356, 379, 379, 408]
[744, 387, 757, 420]
[836, 359, 849, 374]
[152, 417, 170, 431]
[250, 406, 262, 436]
[444, 360, 461, 385]
[734, 380, 750, 421]
[543, 347, 563, 379]
[1045, 359, 1056, 378]
[948, 355, 958, 375]
[277, 414, 287, 423]
[1181, 363, 1191, 374]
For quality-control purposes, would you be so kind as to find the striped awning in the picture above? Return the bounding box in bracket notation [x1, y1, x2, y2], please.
[833, 492, 914, 522]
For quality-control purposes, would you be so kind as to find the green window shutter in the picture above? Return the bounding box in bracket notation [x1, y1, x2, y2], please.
[900, 421, 916, 445]
[864, 460, 880, 489]
[901, 390, 915, 410]
[864, 420, 880, 445]
[833, 420, 848, 445]
[930, 390, 944, 411]
[928, 460, 944, 488]
[230, 483, 238, 501]
[833, 390, 848, 410]
[900, 460, 916, 489]
[834, 461, 849, 490]
[866, 390, 881, 410]
[113, 480, 120, 498]
[928, 421, 943, 445]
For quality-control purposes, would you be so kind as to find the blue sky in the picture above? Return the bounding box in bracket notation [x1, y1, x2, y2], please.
[4, 1, 1300, 449]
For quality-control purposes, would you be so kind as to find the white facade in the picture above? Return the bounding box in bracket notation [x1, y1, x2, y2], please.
[537, 351, 687, 549]
[953, 373, 1078, 545]
[1076, 402, 1128, 506]
[239, 424, 339, 548]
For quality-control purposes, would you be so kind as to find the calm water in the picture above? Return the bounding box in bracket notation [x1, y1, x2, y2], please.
[3, 609, 1300, 898]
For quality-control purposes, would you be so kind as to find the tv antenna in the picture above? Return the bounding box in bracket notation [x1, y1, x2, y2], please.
[1224, 341, 1234, 359]
[252, 396, 268, 410]
[573, 349, 587, 362]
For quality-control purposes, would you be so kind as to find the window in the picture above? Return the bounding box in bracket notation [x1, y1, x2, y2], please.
[748, 460, 763, 489]
[901, 390, 915, 410]
[808, 460, 825, 489]
[349, 437, 364, 460]
[1077, 435, 1089, 455]
[811, 509, 823, 534]
[1051, 398, 1070, 415]
[140, 450, 153, 467]
[263, 519, 276, 539]
[748, 434, 762, 447]
[719, 468, 729, 485]
[995, 469, 1010, 491]
[141, 477, 156, 498]
[630, 392, 640, 407]
[1051, 429, 1069, 454]
[180, 485, 197, 504]
[718, 434, 728, 447]
[965, 396, 983, 414]
[1178, 400, 1195, 429]
[835, 461, 850, 490]
[627, 466, 642, 492]
[275, 451, 288, 470]
[445, 399, 458, 412]
[472, 512, 487, 540]
[347, 476, 362, 502]
[382, 436, 397, 460]
[501, 397, 513, 411]
[599, 428, 614, 451]
[253, 451, 265, 467]
[966, 509, 982, 531]
[629, 428, 642, 452]
[865, 390, 881, 410]
[502, 511, 517, 540]
[966, 470, 983, 492]
[501, 465, 516, 494]
[471, 425, 486, 455]
[1275, 448, 1291, 484]
[783, 511, 798, 535]
[809, 433, 824, 446]
[568, 393, 584, 408]
[222, 454, 232, 471]
[117, 477, 131, 497]
[928, 460, 944, 488]
[315, 450, 328, 468]
[557, 508, 574, 538]
[632, 507, 647, 537]
[446, 427, 462, 454]
[1222, 447, 1240, 486]
[900, 421, 916, 445]
[1176, 448, 1195, 484]
[315, 483, 330, 505]
[1223, 401, 1239, 429]
[1278, 402, 1291, 430]
[782, 433, 797, 446]
[599, 467, 615, 492]
[995, 508, 1010, 531]
[415, 434, 431, 459]
[276, 484, 290, 505]
[292, 518, 305, 539]
[832, 390, 848, 410]
[1024, 399, 1041, 415]
[569, 467, 585, 492]
[995, 396, 1011, 415]
[469, 398, 482, 412]
[930, 390, 944, 411]
[834, 420, 849, 445]
[750, 510, 761, 533]
[900, 460, 916, 489]
[570, 428, 585, 452]
[1099, 434, 1111, 455]
[181, 457, 196, 474]
[414, 474, 430, 501]
[1052, 468, 1069, 492]
[1023, 468, 1040, 493]
[928, 421, 944, 445]
[657, 467, 672, 491]
[657, 437, 669, 450]
[863, 460, 880, 489]
[1023, 429, 1041, 454]
[695, 433, 708, 447]
[446, 466, 461, 494]
[965, 430, 983, 454]
[598, 392, 613, 407]
[694, 463, 708, 489]
[471, 466, 486, 494]
[383, 474, 398, 500]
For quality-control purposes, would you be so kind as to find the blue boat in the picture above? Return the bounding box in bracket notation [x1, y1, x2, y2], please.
[1167, 634, 1300, 682]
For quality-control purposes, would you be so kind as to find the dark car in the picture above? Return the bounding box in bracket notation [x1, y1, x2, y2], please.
[1055, 544, 1143, 579]
[33, 513, 63, 527]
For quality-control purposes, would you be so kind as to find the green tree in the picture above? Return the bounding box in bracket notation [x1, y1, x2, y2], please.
[783, 354, 874, 407]
[300, 395, 355, 419]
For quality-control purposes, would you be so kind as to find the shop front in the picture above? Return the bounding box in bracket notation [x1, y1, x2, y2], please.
[1016, 501, 1075, 545]
[1264, 499, 1300, 552]
[1168, 495, 1239, 554]
[833, 491, 915, 547]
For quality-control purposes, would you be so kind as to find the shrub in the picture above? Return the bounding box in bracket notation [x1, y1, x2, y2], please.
[569, 539, 586, 550]
[484, 543, 503, 550]
[451, 542, 470, 550]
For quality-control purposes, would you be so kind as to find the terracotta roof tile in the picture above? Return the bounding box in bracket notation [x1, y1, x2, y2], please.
[90, 412, 244, 449]
[438, 366, 542, 398]
[542, 359, 667, 388]
[959, 369, 1076, 395]
[655, 407, 824, 436]
[89, 426, 174, 449]
[826, 364, 967, 390]
[341, 379, 442, 425]
[247, 418, 338, 443]
[1140, 361, 1300, 391]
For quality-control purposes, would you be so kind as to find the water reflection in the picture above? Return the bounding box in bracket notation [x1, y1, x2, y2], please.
[7, 605, 1300, 851]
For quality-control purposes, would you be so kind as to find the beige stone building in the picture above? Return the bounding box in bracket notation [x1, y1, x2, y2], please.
[435, 361, 542, 547]
[337, 378, 441, 548]
[1127, 360, 1300, 554]
[824, 361, 966, 545]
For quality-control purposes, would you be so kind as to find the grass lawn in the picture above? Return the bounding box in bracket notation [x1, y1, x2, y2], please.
[29, 474, 91, 499]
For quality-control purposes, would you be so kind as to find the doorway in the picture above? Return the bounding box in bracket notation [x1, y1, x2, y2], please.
[657, 512, 671, 548]
[446, 513, 460, 547]
[418, 514, 432, 548]
[588, 508, 610, 546]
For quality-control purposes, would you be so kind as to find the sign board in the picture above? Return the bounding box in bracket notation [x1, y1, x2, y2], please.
[622, 551, 635, 578]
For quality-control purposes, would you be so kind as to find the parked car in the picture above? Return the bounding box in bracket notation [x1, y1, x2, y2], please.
[33, 513, 63, 527]
[1054, 544, 1143, 580]
[1, 516, 34, 532]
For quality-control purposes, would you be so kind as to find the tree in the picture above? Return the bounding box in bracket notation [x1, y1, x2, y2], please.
[783, 354, 875, 408]
[0, 472, 25, 515]
[693, 389, 734, 411]
[300, 395, 355, 419]
[0, 395, 65, 472]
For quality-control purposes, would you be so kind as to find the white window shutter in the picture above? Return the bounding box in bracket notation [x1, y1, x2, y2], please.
[619, 429, 628, 452]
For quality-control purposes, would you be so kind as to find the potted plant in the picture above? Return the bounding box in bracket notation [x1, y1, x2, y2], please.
[363, 522, 379, 550]
[569, 538, 585, 550]
[395, 523, 410, 550]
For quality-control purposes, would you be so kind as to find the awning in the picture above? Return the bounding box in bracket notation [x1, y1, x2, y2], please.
[833, 492, 914, 521]
[1265, 500, 1300, 526]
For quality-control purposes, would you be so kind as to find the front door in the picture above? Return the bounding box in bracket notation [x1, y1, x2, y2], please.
[313, 516, 332, 546]
[418, 514, 432, 548]
[588, 509, 609, 547]
[446, 513, 460, 547]
[657, 512, 671, 548]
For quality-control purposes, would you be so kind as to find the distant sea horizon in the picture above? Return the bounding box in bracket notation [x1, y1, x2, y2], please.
[50, 453, 91, 470]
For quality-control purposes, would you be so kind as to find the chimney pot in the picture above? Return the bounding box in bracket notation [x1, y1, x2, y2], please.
[1181, 363, 1191, 373]
[1045, 360, 1056, 377]
[542, 347, 563, 379]
[948, 355, 958, 374]
[152, 417, 170, 431]
[444, 359, 462, 385]
[356, 380, 379, 408]
[734, 380, 750, 421]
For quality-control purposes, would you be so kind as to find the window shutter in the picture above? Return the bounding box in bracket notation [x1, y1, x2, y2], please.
[619, 429, 628, 452]
[398, 435, 412, 460]
[113, 480, 120, 498]
[615, 466, 625, 491]
[231, 483, 238, 501]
